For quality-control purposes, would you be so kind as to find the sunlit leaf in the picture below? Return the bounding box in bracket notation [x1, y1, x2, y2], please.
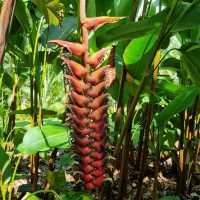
[17, 121, 70, 154]
[123, 31, 158, 65]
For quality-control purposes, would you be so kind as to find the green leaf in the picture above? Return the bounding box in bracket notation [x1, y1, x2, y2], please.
[159, 196, 180, 200]
[0, 146, 12, 183]
[15, 0, 33, 33]
[26, 194, 41, 200]
[161, 58, 180, 70]
[59, 192, 93, 200]
[156, 85, 199, 126]
[2, 72, 14, 90]
[44, 16, 77, 44]
[32, 0, 64, 25]
[123, 31, 158, 65]
[172, 2, 200, 32]
[58, 153, 75, 169]
[97, 2, 200, 45]
[95, 0, 114, 16]
[181, 45, 200, 87]
[96, 7, 167, 46]
[17, 122, 70, 154]
[47, 170, 66, 191]
[114, 0, 133, 16]
[96, 19, 161, 46]
[87, 0, 96, 17]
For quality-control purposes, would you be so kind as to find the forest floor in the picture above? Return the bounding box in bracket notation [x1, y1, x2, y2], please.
[13, 148, 200, 200]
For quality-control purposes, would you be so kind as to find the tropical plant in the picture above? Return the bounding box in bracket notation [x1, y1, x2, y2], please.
[1, 0, 200, 200]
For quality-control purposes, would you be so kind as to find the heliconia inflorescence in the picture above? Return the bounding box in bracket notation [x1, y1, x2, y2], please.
[49, 0, 123, 190]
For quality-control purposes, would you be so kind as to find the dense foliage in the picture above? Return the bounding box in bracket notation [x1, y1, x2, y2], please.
[0, 0, 200, 199]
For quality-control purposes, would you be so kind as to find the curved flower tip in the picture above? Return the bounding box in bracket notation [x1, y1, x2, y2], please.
[69, 104, 90, 117]
[65, 75, 90, 93]
[86, 81, 106, 97]
[61, 56, 87, 78]
[88, 93, 108, 109]
[89, 105, 108, 121]
[70, 91, 90, 107]
[83, 16, 126, 31]
[88, 48, 111, 68]
[87, 65, 109, 85]
[49, 39, 86, 56]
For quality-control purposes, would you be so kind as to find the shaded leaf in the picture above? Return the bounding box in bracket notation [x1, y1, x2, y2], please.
[0, 146, 12, 183]
[114, 0, 133, 16]
[43, 16, 77, 44]
[59, 192, 93, 200]
[15, 0, 33, 33]
[156, 85, 199, 126]
[159, 196, 180, 200]
[181, 45, 200, 87]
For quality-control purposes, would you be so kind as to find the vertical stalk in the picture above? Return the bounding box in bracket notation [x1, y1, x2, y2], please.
[0, 0, 16, 65]
[135, 106, 147, 170]
[80, 0, 88, 67]
[135, 103, 153, 200]
[118, 114, 132, 200]
[114, 77, 146, 158]
[30, 17, 44, 191]
[5, 73, 18, 138]
[114, 66, 126, 142]
[152, 50, 160, 200]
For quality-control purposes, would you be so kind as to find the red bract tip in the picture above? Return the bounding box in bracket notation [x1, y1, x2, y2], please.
[70, 91, 90, 107]
[75, 135, 90, 146]
[61, 57, 87, 78]
[89, 105, 107, 121]
[78, 146, 92, 155]
[83, 174, 93, 182]
[90, 152, 105, 160]
[83, 16, 126, 31]
[74, 127, 91, 136]
[93, 176, 104, 187]
[49, 40, 86, 56]
[87, 65, 109, 85]
[91, 141, 105, 152]
[65, 75, 90, 94]
[86, 81, 106, 97]
[83, 165, 94, 173]
[70, 114, 89, 127]
[92, 169, 104, 177]
[88, 93, 108, 109]
[90, 131, 106, 141]
[89, 120, 106, 133]
[82, 156, 93, 164]
[92, 160, 104, 168]
[88, 48, 110, 68]
[70, 105, 90, 117]
[85, 182, 95, 190]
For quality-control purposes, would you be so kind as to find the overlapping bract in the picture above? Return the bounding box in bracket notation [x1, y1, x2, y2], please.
[65, 56, 108, 190]
[49, 15, 122, 190]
